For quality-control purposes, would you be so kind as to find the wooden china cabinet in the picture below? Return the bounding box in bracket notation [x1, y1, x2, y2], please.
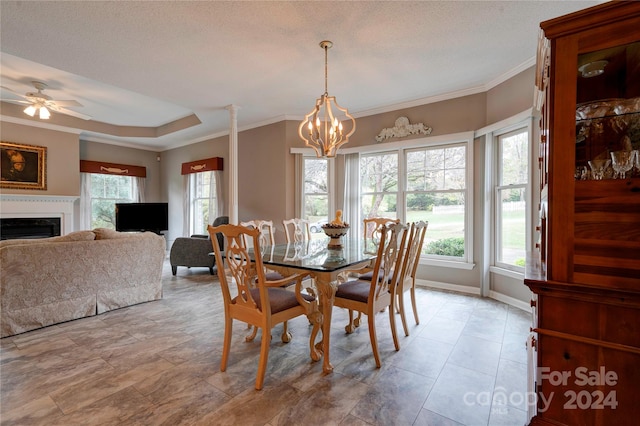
[525, 2, 640, 425]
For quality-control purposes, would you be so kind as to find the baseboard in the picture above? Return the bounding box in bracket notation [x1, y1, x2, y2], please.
[415, 278, 480, 296]
[416, 278, 530, 312]
[489, 290, 531, 312]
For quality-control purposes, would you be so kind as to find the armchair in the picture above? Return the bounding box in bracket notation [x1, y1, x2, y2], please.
[170, 216, 228, 275]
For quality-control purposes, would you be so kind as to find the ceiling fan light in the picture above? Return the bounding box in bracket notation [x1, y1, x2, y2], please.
[39, 106, 51, 119]
[24, 105, 37, 117]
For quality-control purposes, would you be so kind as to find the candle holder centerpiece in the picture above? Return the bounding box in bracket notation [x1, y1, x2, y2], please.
[322, 210, 350, 249]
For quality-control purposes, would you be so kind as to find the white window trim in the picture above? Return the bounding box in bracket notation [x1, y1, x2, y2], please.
[483, 117, 534, 281]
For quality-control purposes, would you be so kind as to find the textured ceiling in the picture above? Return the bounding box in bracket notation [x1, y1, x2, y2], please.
[0, 1, 603, 151]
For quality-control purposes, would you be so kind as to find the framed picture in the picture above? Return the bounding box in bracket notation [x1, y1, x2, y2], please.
[0, 141, 47, 190]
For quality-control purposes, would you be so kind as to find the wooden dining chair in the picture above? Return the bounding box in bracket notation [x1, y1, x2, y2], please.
[333, 222, 408, 367]
[345, 217, 402, 327]
[395, 221, 428, 336]
[283, 218, 314, 283]
[363, 217, 401, 248]
[283, 218, 311, 243]
[208, 223, 321, 390]
[240, 219, 283, 280]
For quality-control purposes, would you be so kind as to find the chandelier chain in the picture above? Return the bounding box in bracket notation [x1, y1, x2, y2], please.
[324, 43, 329, 95]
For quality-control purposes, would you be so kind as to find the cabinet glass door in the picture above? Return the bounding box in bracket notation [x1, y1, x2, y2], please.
[575, 41, 640, 179]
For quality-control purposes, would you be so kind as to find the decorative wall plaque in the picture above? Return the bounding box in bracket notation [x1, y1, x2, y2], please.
[375, 116, 432, 143]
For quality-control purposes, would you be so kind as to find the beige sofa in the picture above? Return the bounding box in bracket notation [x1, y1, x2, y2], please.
[0, 228, 166, 337]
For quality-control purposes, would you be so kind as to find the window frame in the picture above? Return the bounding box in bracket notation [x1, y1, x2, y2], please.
[189, 170, 217, 236]
[494, 127, 530, 272]
[344, 132, 475, 269]
[88, 173, 137, 230]
[484, 119, 533, 277]
[359, 150, 400, 225]
[298, 154, 335, 223]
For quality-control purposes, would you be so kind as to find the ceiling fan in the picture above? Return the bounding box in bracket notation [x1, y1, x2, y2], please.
[0, 81, 91, 120]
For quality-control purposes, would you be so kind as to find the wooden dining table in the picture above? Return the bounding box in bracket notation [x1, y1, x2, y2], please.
[249, 238, 376, 373]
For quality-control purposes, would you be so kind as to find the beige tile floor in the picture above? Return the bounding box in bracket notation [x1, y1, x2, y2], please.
[1, 260, 531, 426]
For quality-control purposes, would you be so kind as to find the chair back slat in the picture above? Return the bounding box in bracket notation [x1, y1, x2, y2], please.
[399, 221, 428, 282]
[409, 221, 428, 278]
[369, 222, 408, 302]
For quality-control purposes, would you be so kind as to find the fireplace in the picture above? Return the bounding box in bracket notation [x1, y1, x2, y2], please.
[0, 217, 62, 240]
[0, 194, 77, 238]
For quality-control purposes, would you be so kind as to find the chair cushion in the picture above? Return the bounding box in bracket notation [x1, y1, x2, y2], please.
[336, 279, 372, 303]
[265, 271, 286, 281]
[358, 271, 393, 283]
[233, 288, 315, 314]
[257, 271, 305, 287]
[358, 271, 373, 281]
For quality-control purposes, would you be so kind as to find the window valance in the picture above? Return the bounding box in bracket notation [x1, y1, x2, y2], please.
[181, 157, 223, 175]
[80, 160, 146, 177]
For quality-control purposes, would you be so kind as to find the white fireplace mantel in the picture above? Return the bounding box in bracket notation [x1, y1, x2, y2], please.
[0, 194, 78, 235]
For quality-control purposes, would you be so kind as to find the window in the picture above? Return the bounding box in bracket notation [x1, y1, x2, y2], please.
[303, 157, 329, 236]
[89, 174, 136, 229]
[495, 128, 529, 270]
[355, 138, 472, 264]
[406, 144, 468, 260]
[189, 171, 217, 235]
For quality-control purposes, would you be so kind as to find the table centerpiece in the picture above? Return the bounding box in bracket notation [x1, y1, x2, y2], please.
[322, 210, 350, 249]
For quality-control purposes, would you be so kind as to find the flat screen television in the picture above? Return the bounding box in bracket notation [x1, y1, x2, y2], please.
[115, 202, 168, 234]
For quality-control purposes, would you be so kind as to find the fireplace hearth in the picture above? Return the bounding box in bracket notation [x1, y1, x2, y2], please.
[0, 218, 62, 240]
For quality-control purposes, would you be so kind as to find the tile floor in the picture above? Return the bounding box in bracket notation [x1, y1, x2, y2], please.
[1, 261, 531, 425]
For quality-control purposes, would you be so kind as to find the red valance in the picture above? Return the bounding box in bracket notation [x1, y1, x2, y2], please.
[80, 160, 146, 177]
[181, 157, 223, 175]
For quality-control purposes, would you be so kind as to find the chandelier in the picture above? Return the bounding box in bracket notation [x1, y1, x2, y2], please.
[298, 40, 356, 158]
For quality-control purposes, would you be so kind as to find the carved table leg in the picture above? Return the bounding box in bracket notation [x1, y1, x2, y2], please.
[315, 274, 338, 374]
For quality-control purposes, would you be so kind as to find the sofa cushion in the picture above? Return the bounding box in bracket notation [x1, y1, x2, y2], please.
[50, 230, 97, 242]
[0, 230, 96, 248]
[93, 228, 138, 240]
[93, 228, 159, 240]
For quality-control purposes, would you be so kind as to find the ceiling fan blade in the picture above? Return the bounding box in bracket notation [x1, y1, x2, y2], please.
[0, 98, 30, 105]
[52, 99, 83, 107]
[0, 86, 28, 100]
[55, 106, 92, 120]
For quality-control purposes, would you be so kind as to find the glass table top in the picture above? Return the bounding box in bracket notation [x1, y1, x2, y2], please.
[250, 238, 377, 272]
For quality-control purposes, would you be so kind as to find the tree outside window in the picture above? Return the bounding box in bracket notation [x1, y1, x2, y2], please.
[360, 152, 398, 222]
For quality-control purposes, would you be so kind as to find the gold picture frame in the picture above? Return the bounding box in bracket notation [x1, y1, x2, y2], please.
[0, 141, 47, 190]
